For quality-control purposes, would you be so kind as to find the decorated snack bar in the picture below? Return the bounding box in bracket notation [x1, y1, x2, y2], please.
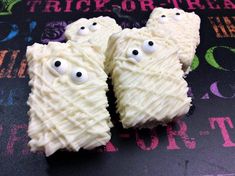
[105, 27, 192, 128]
[26, 41, 112, 156]
[65, 16, 122, 52]
[147, 7, 201, 73]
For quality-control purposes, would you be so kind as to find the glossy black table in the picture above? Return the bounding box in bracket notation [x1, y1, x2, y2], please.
[0, 0, 235, 175]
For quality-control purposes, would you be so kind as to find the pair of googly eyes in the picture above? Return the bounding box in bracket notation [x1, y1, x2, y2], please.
[77, 22, 100, 35]
[51, 59, 88, 84]
[127, 40, 157, 62]
[159, 12, 182, 23]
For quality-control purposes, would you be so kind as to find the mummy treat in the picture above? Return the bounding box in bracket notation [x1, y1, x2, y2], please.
[105, 28, 191, 128]
[26, 41, 112, 156]
[65, 16, 122, 52]
[147, 7, 200, 73]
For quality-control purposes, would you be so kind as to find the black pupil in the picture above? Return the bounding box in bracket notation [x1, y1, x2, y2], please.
[161, 15, 166, 17]
[132, 50, 139, 55]
[54, 61, 61, 67]
[148, 41, 154, 46]
[93, 22, 97, 25]
[76, 72, 82, 77]
[80, 26, 85, 30]
[176, 12, 180, 15]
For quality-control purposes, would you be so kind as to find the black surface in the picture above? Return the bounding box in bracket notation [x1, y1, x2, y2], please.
[0, 0, 235, 176]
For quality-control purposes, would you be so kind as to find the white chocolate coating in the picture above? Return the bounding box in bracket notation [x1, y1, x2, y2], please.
[26, 41, 112, 156]
[105, 28, 191, 128]
[147, 7, 201, 73]
[65, 16, 122, 52]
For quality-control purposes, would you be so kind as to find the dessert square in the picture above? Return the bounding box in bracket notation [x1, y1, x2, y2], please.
[65, 16, 122, 52]
[105, 28, 191, 128]
[26, 41, 112, 156]
[147, 7, 201, 73]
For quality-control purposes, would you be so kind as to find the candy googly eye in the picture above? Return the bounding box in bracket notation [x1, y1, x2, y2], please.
[71, 68, 88, 84]
[51, 58, 68, 75]
[173, 12, 182, 21]
[158, 15, 167, 24]
[77, 26, 89, 35]
[127, 48, 143, 62]
[89, 22, 100, 32]
[142, 40, 157, 54]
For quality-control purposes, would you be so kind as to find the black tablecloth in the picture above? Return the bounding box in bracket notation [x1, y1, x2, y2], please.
[0, 0, 235, 175]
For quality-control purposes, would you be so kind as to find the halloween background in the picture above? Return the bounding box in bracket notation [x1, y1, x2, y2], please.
[0, 0, 235, 175]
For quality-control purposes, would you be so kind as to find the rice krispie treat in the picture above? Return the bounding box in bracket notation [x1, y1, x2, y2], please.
[147, 7, 200, 73]
[65, 16, 122, 52]
[105, 27, 191, 128]
[26, 41, 112, 156]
